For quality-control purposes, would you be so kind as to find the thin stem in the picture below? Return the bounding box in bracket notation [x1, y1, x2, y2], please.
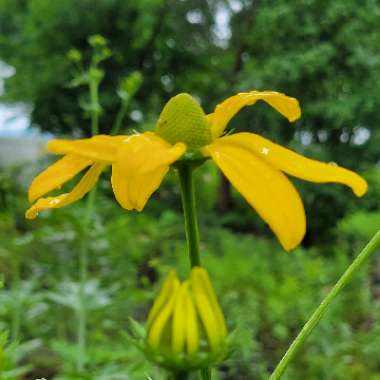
[269, 229, 380, 380]
[178, 163, 201, 268]
[11, 251, 20, 342]
[77, 73, 100, 371]
[201, 368, 212, 380]
[170, 371, 189, 380]
[90, 80, 99, 135]
[77, 187, 97, 371]
[178, 163, 213, 380]
[111, 101, 129, 135]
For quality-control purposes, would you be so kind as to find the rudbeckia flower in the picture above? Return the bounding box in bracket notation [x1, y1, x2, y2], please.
[26, 133, 186, 219]
[145, 267, 227, 370]
[26, 91, 367, 250]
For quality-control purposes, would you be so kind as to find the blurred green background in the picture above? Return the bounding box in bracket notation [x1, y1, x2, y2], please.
[1, 0, 380, 379]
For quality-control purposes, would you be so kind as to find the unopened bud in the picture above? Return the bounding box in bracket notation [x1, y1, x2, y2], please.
[145, 267, 227, 371]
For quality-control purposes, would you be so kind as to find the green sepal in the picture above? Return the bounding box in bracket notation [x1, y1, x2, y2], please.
[121, 318, 147, 354]
[172, 151, 209, 171]
[128, 317, 146, 341]
[143, 335, 233, 372]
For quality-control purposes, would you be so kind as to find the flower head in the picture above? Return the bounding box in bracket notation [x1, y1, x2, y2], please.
[156, 93, 212, 149]
[26, 90, 367, 250]
[145, 267, 227, 370]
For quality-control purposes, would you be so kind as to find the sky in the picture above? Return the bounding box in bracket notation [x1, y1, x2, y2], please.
[0, 61, 30, 137]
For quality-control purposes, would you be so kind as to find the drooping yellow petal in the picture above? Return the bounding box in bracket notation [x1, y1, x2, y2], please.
[203, 141, 306, 251]
[25, 163, 106, 220]
[219, 132, 368, 197]
[48, 135, 127, 162]
[28, 154, 92, 202]
[172, 281, 189, 353]
[111, 132, 186, 211]
[191, 267, 227, 338]
[147, 271, 179, 328]
[208, 91, 301, 139]
[185, 288, 199, 355]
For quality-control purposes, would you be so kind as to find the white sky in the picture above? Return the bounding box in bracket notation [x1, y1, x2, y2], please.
[0, 61, 31, 137]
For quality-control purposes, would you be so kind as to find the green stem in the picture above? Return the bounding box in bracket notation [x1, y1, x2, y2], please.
[111, 101, 129, 135]
[178, 163, 213, 380]
[77, 187, 97, 371]
[90, 80, 99, 135]
[201, 368, 212, 380]
[269, 229, 380, 380]
[11, 252, 20, 342]
[170, 371, 189, 380]
[178, 163, 201, 268]
[77, 73, 100, 371]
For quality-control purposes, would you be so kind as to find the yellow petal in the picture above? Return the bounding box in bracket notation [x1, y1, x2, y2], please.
[191, 267, 227, 338]
[172, 281, 189, 353]
[25, 163, 105, 220]
[111, 132, 186, 211]
[48, 135, 127, 162]
[219, 133, 368, 197]
[28, 154, 92, 202]
[191, 269, 222, 350]
[185, 288, 199, 354]
[209, 91, 301, 139]
[147, 270, 179, 328]
[203, 141, 306, 251]
[148, 285, 178, 350]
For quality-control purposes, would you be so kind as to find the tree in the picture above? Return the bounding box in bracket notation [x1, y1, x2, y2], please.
[0, 0, 221, 135]
[1, 0, 379, 243]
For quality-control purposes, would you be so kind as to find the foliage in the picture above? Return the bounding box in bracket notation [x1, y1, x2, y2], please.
[0, 334, 25, 379]
[1, 165, 380, 378]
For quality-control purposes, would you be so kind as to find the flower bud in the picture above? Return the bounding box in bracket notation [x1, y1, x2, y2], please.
[155, 93, 212, 150]
[145, 267, 227, 371]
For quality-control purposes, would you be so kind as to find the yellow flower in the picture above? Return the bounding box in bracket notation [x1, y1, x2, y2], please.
[26, 91, 367, 250]
[145, 267, 227, 370]
[26, 134, 186, 218]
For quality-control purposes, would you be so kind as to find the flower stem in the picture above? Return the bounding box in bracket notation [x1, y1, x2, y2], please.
[11, 251, 21, 342]
[170, 371, 189, 380]
[269, 229, 380, 380]
[201, 368, 212, 380]
[90, 80, 99, 136]
[77, 186, 97, 371]
[77, 71, 100, 371]
[178, 163, 214, 380]
[178, 162, 201, 268]
[111, 101, 129, 135]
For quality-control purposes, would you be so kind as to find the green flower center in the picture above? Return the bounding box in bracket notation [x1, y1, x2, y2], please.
[156, 93, 212, 150]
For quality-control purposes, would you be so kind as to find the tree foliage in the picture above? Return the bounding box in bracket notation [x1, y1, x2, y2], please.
[1, 0, 380, 243]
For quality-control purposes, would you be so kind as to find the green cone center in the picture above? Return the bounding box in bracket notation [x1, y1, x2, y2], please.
[155, 93, 212, 150]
